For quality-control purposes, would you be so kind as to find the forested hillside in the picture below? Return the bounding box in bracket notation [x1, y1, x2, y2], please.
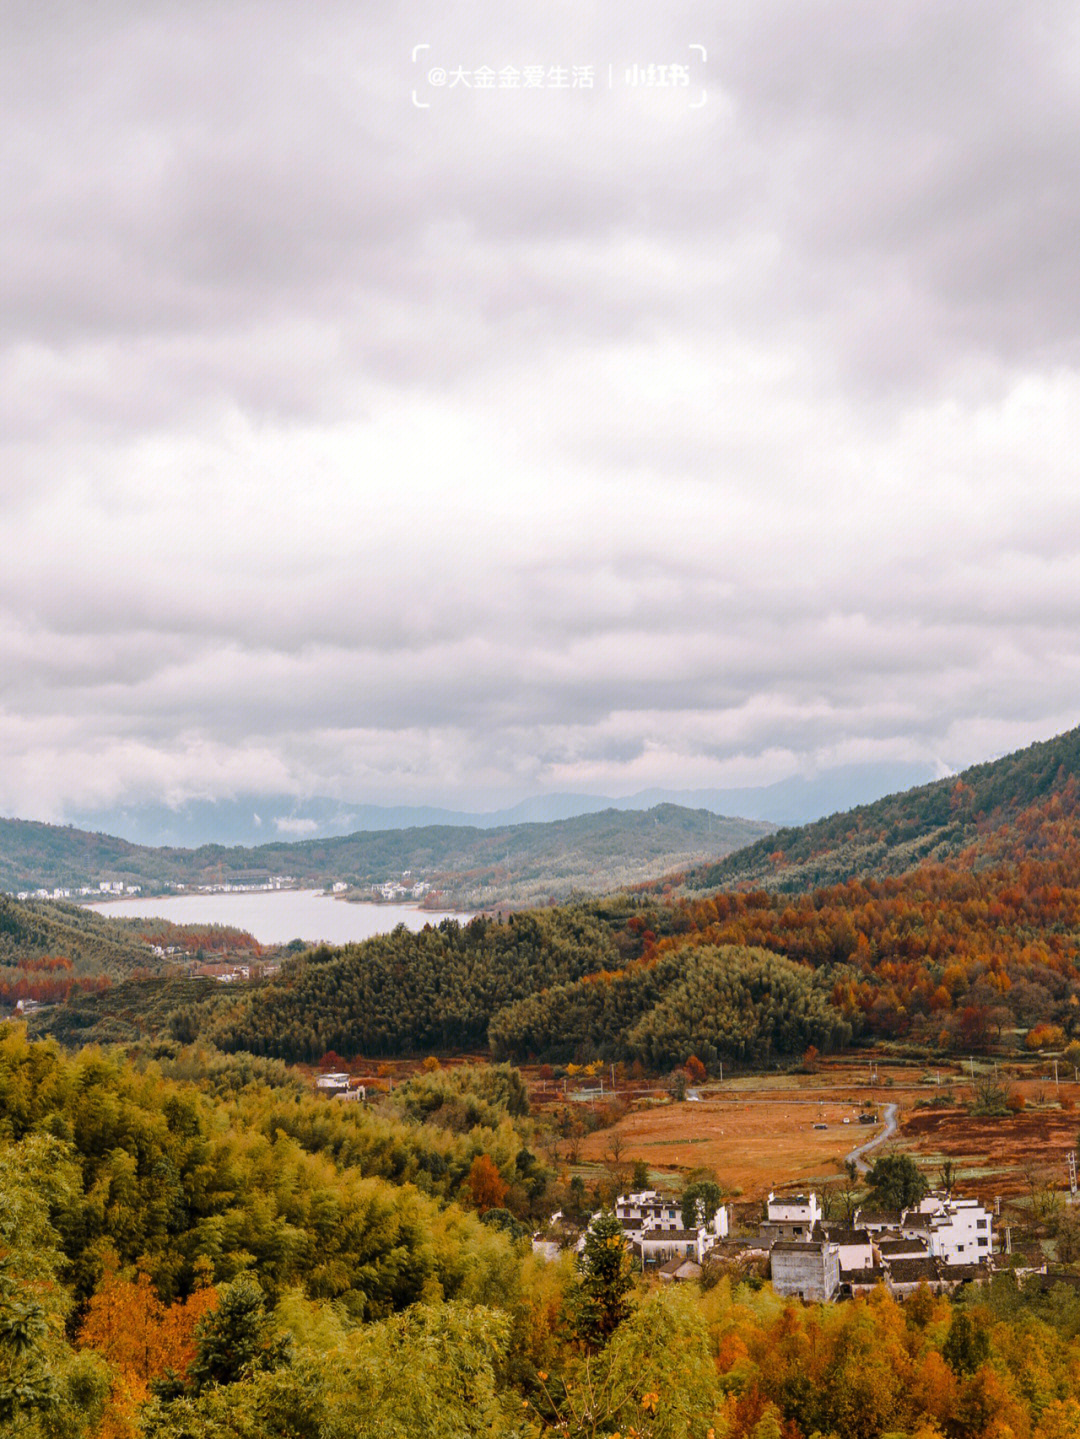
[189, 737, 1080, 1066]
[680, 724, 1080, 893]
[0, 894, 260, 1016]
[0, 803, 773, 906]
[489, 944, 851, 1066]
[0, 894, 165, 1011]
[22, 724, 1080, 1068]
[11, 1024, 1080, 1439]
[209, 907, 621, 1060]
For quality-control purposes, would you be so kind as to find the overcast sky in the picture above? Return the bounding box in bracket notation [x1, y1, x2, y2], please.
[3, 0, 1080, 823]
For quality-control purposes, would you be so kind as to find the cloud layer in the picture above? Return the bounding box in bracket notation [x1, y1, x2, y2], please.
[3, 0, 1079, 820]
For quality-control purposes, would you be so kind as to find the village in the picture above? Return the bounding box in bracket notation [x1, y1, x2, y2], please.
[533, 1185, 1000, 1303]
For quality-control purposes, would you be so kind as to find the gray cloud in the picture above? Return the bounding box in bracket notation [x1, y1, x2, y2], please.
[1, 0, 1079, 824]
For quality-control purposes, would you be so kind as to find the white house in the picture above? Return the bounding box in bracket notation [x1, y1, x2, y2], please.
[910, 1193, 994, 1265]
[821, 1226, 875, 1273]
[770, 1239, 841, 1302]
[765, 1192, 822, 1239]
[601, 1190, 730, 1267]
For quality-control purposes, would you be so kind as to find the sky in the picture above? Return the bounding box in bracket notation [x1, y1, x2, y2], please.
[3, 0, 1080, 828]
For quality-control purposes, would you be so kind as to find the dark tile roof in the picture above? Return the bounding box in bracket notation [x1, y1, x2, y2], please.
[842, 1266, 886, 1285]
[658, 1256, 702, 1278]
[902, 1213, 933, 1230]
[886, 1258, 940, 1284]
[879, 1238, 929, 1256]
[857, 1209, 903, 1226]
[940, 1264, 987, 1282]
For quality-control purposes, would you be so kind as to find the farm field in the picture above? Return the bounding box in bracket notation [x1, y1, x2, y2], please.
[902, 1103, 1078, 1199]
[577, 1091, 876, 1195]
[300, 1050, 1079, 1207]
[572, 1059, 922, 1196]
[570, 1056, 1080, 1203]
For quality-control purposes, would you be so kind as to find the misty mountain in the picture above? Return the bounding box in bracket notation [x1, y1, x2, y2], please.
[64, 761, 936, 849]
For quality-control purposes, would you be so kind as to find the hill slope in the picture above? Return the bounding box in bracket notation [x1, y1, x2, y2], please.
[0, 893, 167, 1011]
[681, 724, 1080, 894]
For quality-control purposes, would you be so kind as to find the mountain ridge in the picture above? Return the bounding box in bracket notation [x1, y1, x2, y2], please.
[0, 804, 775, 909]
[60, 761, 937, 847]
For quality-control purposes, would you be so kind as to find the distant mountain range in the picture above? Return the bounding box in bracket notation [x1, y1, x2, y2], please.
[0, 804, 775, 909]
[64, 761, 937, 849]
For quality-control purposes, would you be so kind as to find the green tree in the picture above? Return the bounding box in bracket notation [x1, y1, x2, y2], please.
[942, 1309, 990, 1376]
[571, 1211, 634, 1349]
[681, 1180, 723, 1232]
[188, 1277, 290, 1392]
[866, 1152, 927, 1210]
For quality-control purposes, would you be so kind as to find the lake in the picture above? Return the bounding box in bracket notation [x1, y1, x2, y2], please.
[82, 890, 460, 946]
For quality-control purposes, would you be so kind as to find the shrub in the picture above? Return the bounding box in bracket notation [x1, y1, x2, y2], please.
[1026, 1023, 1067, 1052]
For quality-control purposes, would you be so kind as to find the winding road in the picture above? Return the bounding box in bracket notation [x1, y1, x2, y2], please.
[845, 1102, 900, 1174]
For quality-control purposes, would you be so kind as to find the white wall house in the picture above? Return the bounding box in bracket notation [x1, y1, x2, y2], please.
[766, 1192, 823, 1238]
[604, 1190, 730, 1266]
[771, 1240, 841, 1302]
[912, 1193, 994, 1265]
[822, 1226, 875, 1272]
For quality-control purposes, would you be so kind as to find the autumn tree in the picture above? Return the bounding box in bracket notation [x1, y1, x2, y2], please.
[467, 1154, 509, 1213]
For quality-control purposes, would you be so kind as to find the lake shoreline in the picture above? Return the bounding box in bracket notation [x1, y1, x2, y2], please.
[78, 890, 464, 946]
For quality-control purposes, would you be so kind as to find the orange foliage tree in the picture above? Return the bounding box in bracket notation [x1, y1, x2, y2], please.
[466, 1153, 509, 1213]
[78, 1256, 217, 1435]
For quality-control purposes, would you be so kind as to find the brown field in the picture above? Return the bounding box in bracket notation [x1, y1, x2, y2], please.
[571, 1058, 1080, 1203]
[901, 1105, 1077, 1199]
[574, 1061, 926, 1197]
[578, 1093, 874, 1195]
[312, 1050, 1080, 1207]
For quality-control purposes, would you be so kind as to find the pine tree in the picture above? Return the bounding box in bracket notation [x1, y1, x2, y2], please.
[571, 1211, 634, 1349]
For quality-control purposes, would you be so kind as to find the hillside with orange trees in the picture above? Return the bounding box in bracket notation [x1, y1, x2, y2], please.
[494, 770, 1080, 1062]
[679, 725, 1080, 895]
[29, 727, 1080, 1067]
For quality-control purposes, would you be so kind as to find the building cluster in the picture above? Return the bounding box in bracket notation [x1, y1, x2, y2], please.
[763, 1190, 995, 1302]
[11, 876, 300, 903]
[561, 1189, 731, 1282]
[614, 1189, 730, 1273]
[541, 1185, 996, 1297]
[15, 881, 144, 901]
[372, 875, 430, 901]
